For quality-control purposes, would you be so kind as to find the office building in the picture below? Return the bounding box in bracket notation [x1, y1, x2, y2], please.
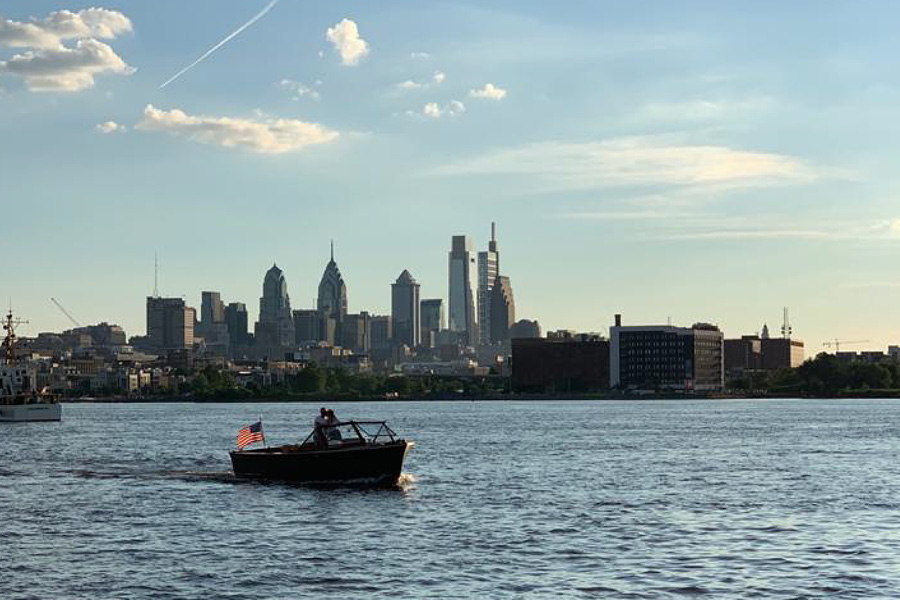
[609, 314, 724, 392]
[146, 297, 194, 351]
[293, 309, 320, 346]
[477, 222, 499, 345]
[448, 235, 478, 345]
[760, 337, 804, 369]
[510, 319, 542, 339]
[511, 335, 609, 393]
[392, 270, 421, 348]
[370, 315, 393, 350]
[224, 302, 250, 347]
[255, 264, 295, 357]
[724, 336, 763, 374]
[199, 291, 225, 332]
[489, 275, 515, 344]
[317, 242, 348, 324]
[340, 312, 371, 354]
[420, 299, 444, 348]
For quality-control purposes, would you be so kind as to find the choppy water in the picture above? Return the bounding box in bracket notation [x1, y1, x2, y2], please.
[4, 399, 900, 598]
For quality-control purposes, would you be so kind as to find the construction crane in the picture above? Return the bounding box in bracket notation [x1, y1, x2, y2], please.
[50, 297, 83, 328]
[822, 339, 869, 353]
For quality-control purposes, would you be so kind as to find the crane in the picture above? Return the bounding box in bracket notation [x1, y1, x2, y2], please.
[50, 297, 83, 328]
[822, 339, 869, 353]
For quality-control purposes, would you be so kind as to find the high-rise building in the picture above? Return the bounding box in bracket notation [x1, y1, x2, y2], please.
[317, 242, 348, 324]
[392, 270, 421, 348]
[255, 263, 294, 356]
[340, 312, 371, 353]
[448, 235, 478, 345]
[200, 291, 225, 331]
[293, 309, 320, 346]
[420, 299, 444, 348]
[146, 297, 194, 351]
[609, 314, 724, 392]
[477, 222, 499, 345]
[224, 302, 250, 347]
[370, 315, 393, 350]
[489, 275, 515, 344]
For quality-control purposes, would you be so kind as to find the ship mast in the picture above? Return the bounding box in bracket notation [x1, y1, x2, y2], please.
[2, 310, 27, 365]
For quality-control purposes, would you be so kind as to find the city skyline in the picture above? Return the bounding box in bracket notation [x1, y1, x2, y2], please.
[3, 1, 900, 351]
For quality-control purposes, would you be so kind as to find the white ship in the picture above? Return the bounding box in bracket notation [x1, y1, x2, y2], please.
[0, 310, 61, 422]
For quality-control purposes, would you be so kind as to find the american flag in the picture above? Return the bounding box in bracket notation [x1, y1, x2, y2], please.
[237, 421, 265, 449]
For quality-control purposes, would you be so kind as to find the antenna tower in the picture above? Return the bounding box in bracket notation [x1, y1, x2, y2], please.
[781, 306, 792, 339]
[153, 253, 159, 298]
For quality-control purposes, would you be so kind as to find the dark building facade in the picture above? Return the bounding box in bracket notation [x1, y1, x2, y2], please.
[489, 275, 515, 344]
[760, 338, 805, 370]
[610, 315, 724, 392]
[146, 297, 194, 351]
[420, 299, 444, 348]
[724, 336, 763, 373]
[224, 302, 250, 347]
[511, 335, 610, 393]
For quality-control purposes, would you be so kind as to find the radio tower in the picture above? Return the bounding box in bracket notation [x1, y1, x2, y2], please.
[153, 253, 159, 298]
[781, 306, 792, 339]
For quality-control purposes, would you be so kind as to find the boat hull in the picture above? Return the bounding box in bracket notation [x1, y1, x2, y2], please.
[0, 402, 62, 422]
[230, 440, 410, 485]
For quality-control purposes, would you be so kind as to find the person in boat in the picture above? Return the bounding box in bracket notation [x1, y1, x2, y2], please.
[325, 409, 342, 442]
[314, 407, 329, 448]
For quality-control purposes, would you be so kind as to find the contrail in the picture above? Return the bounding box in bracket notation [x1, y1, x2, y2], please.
[159, 0, 280, 89]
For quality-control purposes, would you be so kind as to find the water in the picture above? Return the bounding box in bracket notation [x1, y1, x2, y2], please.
[4, 399, 900, 599]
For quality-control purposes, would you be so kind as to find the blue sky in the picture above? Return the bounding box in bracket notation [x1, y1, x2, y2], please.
[2, 1, 900, 353]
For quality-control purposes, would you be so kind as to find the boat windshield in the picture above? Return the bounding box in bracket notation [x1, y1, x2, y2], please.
[301, 420, 398, 447]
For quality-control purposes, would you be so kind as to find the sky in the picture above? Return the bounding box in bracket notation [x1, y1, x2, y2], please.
[2, 0, 900, 353]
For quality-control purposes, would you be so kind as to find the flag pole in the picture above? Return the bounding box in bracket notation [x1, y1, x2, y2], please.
[259, 414, 268, 449]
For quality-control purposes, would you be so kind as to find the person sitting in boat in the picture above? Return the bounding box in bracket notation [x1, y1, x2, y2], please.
[325, 409, 342, 442]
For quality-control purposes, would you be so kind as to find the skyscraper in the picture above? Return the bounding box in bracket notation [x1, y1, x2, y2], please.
[477, 222, 499, 345]
[146, 297, 194, 351]
[392, 270, 421, 348]
[420, 299, 444, 348]
[200, 291, 225, 331]
[317, 242, 348, 345]
[255, 263, 294, 356]
[448, 235, 477, 345]
[489, 275, 515, 343]
[224, 302, 250, 347]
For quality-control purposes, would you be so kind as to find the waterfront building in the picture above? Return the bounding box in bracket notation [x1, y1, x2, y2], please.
[420, 299, 444, 348]
[489, 275, 515, 344]
[392, 270, 421, 348]
[146, 297, 194, 351]
[477, 223, 499, 345]
[511, 334, 609, 393]
[510, 319, 542, 339]
[609, 314, 724, 392]
[724, 336, 763, 374]
[255, 264, 295, 358]
[448, 235, 478, 346]
[760, 337, 804, 369]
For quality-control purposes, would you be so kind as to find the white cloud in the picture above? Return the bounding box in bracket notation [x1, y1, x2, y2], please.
[410, 52, 430, 59]
[397, 79, 423, 90]
[421, 99, 465, 119]
[433, 70, 445, 84]
[325, 19, 369, 66]
[96, 120, 126, 134]
[0, 8, 132, 92]
[279, 78, 320, 101]
[136, 105, 339, 154]
[0, 8, 132, 49]
[469, 83, 507, 100]
[435, 137, 825, 191]
[0, 38, 134, 91]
